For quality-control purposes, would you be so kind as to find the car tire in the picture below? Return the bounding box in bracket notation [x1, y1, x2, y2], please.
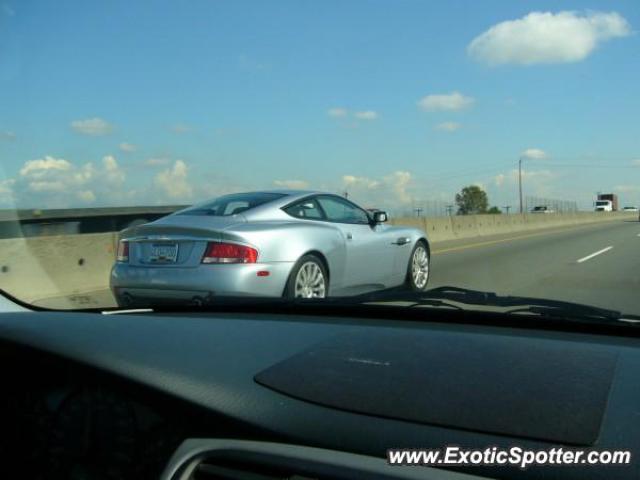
[405, 240, 430, 291]
[284, 254, 329, 299]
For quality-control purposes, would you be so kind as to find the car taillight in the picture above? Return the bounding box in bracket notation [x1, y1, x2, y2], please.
[202, 242, 258, 264]
[116, 240, 129, 262]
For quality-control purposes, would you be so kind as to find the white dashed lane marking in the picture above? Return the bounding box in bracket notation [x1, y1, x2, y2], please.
[576, 246, 613, 264]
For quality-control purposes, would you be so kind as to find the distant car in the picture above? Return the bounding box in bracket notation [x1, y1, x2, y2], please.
[111, 190, 431, 306]
[530, 206, 554, 214]
[622, 206, 639, 212]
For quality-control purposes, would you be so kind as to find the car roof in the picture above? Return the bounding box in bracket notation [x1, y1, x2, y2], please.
[223, 190, 351, 212]
[237, 190, 358, 219]
[257, 189, 324, 197]
[251, 189, 347, 205]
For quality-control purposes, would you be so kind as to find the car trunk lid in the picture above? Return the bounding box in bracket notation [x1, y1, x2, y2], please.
[122, 214, 247, 267]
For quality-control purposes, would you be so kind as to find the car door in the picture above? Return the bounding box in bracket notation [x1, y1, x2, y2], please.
[316, 195, 395, 290]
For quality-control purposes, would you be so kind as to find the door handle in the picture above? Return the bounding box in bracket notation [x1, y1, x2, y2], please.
[393, 237, 411, 245]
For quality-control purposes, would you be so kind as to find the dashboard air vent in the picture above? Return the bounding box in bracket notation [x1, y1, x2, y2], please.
[165, 439, 450, 480]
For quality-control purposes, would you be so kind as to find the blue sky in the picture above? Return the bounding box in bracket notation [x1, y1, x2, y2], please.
[1, 0, 639, 212]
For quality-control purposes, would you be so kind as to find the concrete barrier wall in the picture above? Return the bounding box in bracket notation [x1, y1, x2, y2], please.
[0, 232, 117, 304]
[390, 212, 637, 243]
[0, 212, 636, 306]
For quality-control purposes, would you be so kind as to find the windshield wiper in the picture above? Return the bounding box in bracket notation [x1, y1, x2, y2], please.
[354, 286, 640, 324]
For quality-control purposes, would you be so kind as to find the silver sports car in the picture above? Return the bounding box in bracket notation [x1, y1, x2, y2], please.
[110, 190, 430, 306]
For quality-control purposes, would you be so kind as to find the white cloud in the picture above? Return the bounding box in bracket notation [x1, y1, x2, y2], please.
[27, 180, 66, 192]
[385, 171, 413, 204]
[435, 121, 462, 132]
[614, 185, 640, 193]
[119, 142, 136, 152]
[273, 179, 310, 189]
[70, 117, 113, 136]
[0, 131, 16, 141]
[13, 154, 127, 206]
[354, 110, 379, 120]
[172, 124, 192, 134]
[154, 160, 192, 199]
[342, 171, 413, 206]
[20, 156, 71, 178]
[76, 190, 96, 202]
[72, 163, 94, 184]
[468, 11, 631, 66]
[418, 92, 475, 112]
[342, 175, 381, 190]
[328, 107, 348, 118]
[102, 155, 125, 185]
[631, 159, 640, 166]
[494, 169, 554, 188]
[145, 158, 170, 167]
[521, 148, 547, 159]
[0, 179, 15, 204]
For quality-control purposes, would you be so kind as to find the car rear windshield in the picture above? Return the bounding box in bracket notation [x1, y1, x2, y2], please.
[176, 193, 286, 216]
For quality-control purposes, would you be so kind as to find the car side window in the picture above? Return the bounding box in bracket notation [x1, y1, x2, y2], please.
[317, 196, 370, 224]
[224, 201, 250, 215]
[283, 198, 324, 220]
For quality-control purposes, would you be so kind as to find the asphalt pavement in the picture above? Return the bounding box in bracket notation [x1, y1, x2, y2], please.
[428, 219, 640, 315]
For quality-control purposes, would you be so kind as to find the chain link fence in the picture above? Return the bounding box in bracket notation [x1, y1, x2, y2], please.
[386, 197, 579, 218]
[524, 196, 578, 213]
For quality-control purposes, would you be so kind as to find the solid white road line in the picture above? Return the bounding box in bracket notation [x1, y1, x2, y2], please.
[577, 246, 613, 264]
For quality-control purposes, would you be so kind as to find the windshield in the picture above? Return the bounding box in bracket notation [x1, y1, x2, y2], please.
[1, 1, 638, 318]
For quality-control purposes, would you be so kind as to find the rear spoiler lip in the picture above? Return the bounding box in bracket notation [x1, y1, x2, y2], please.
[122, 233, 221, 243]
[119, 215, 247, 240]
[118, 230, 260, 253]
[119, 226, 226, 242]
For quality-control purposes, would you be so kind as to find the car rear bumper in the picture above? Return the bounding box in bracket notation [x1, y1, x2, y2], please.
[110, 261, 294, 306]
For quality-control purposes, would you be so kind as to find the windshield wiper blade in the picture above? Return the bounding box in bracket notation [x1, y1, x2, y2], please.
[429, 286, 623, 319]
[355, 286, 639, 323]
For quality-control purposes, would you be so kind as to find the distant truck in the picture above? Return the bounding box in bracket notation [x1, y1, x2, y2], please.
[596, 193, 618, 212]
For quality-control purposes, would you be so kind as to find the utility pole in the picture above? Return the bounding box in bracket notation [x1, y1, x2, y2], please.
[414, 207, 423, 217]
[446, 205, 454, 216]
[518, 156, 524, 214]
[503, 205, 511, 214]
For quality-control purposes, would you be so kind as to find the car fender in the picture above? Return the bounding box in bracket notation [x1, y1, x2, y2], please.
[219, 221, 348, 288]
[382, 225, 429, 279]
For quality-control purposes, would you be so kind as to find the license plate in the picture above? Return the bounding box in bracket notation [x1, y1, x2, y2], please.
[149, 243, 178, 263]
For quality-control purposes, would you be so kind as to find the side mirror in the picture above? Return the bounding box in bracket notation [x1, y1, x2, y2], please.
[372, 211, 388, 223]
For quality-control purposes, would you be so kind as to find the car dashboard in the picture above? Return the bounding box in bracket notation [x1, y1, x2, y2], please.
[0, 307, 639, 480]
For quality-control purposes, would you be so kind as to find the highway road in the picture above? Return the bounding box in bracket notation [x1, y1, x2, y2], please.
[32, 219, 640, 316]
[428, 219, 640, 315]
